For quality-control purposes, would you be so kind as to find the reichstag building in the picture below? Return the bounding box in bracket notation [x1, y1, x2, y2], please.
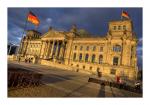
[18, 19, 138, 80]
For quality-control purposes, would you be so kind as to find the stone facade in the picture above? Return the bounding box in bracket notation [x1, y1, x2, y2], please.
[18, 19, 138, 80]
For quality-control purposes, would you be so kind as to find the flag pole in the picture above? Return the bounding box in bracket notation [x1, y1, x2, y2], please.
[121, 10, 123, 21]
[18, 9, 29, 59]
[21, 8, 30, 40]
[35, 25, 38, 31]
[21, 17, 28, 39]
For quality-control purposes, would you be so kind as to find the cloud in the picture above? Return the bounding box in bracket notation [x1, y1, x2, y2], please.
[8, 25, 24, 44]
[139, 37, 142, 42]
[46, 18, 52, 23]
[137, 46, 142, 52]
[8, 8, 142, 44]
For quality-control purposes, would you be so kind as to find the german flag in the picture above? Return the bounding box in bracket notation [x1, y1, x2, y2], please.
[121, 11, 130, 19]
[27, 11, 40, 26]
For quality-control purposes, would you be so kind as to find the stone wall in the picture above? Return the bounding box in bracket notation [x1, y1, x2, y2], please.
[40, 60, 92, 75]
[8, 55, 18, 61]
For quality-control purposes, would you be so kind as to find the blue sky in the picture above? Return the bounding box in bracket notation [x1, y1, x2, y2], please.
[8, 8, 142, 69]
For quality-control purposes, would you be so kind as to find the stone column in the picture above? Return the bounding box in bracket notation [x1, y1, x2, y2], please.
[48, 41, 52, 58]
[59, 41, 63, 59]
[58, 42, 61, 58]
[55, 41, 59, 58]
[43, 41, 47, 58]
[40, 41, 45, 58]
[61, 41, 66, 59]
[44, 41, 48, 59]
[50, 40, 55, 58]
[64, 41, 69, 64]
[59, 41, 66, 63]
[46, 41, 51, 58]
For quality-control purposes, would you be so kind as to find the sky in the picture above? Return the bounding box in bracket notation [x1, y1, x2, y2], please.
[8, 8, 142, 69]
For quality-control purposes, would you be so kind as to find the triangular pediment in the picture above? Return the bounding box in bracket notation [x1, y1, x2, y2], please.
[41, 30, 66, 39]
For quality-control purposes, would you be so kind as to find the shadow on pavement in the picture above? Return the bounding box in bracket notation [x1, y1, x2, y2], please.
[97, 84, 105, 97]
[65, 82, 89, 97]
[42, 74, 76, 84]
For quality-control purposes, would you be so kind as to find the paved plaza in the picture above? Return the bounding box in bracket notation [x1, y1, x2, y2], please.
[8, 61, 142, 97]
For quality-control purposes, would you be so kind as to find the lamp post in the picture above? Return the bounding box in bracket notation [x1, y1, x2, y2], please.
[8, 43, 15, 55]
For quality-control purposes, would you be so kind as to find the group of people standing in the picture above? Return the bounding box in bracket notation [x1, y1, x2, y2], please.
[25, 58, 33, 63]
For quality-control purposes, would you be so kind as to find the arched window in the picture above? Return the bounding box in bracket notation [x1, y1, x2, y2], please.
[73, 53, 76, 61]
[113, 45, 121, 52]
[85, 54, 89, 62]
[91, 54, 95, 63]
[99, 55, 103, 64]
[79, 53, 82, 61]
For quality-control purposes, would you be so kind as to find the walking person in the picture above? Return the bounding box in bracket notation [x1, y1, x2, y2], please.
[18, 57, 21, 63]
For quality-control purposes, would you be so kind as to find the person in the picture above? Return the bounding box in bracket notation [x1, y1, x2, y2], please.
[119, 78, 122, 84]
[135, 81, 141, 90]
[29, 58, 31, 63]
[116, 75, 120, 83]
[18, 57, 21, 62]
[97, 69, 102, 78]
[25, 59, 27, 63]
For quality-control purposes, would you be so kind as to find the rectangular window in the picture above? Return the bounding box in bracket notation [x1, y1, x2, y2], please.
[118, 26, 121, 30]
[74, 46, 77, 50]
[86, 46, 89, 51]
[91, 54, 95, 63]
[93, 46, 96, 51]
[113, 45, 121, 52]
[113, 57, 119, 66]
[100, 47, 103, 52]
[110, 69, 116, 75]
[114, 26, 116, 30]
[123, 25, 126, 30]
[99, 55, 103, 64]
[85, 54, 89, 62]
[79, 53, 82, 61]
[80, 46, 83, 51]
[73, 53, 76, 61]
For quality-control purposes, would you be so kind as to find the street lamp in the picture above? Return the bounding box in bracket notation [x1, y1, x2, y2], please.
[8, 43, 15, 55]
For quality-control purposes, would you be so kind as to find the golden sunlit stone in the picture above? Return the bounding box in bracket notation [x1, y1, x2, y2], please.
[18, 20, 138, 80]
